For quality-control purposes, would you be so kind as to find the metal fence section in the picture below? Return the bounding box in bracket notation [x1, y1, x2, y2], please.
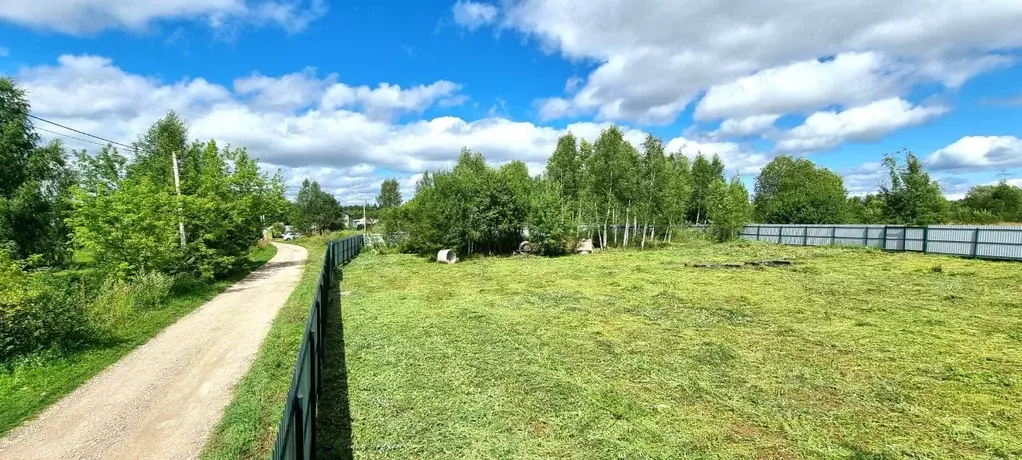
[740, 224, 1022, 261]
[272, 234, 365, 460]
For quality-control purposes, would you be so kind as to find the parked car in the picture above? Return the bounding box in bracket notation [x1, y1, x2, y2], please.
[282, 232, 300, 241]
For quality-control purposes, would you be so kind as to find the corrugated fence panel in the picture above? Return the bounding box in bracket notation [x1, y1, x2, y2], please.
[740, 224, 1022, 262]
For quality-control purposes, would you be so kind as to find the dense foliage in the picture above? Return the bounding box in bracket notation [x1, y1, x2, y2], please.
[877, 150, 948, 226]
[0, 77, 75, 266]
[292, 179, 347, 235]
[70, 115, 286, 280]
[376, 178, 402, 208]
[709, 175, 754, 242]
[753, 155, 849, 224]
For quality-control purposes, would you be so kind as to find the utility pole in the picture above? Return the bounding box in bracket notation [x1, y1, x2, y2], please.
[172, 151, 187, 248]
[362, 195, 368, 231]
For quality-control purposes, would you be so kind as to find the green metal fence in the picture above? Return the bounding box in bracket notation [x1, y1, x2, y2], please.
[272, 234, 364, 460]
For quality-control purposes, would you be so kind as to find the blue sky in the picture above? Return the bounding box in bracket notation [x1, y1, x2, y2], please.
[1, 0, 1020, 202]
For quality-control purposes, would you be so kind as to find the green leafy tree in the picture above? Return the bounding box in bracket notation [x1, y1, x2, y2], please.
[708, 175, 752, 242]
[545, 133, 581, 220]
[847, 194, 887, 224]
[664, 152, 693, 239]
[528, 179, 574, 255]
[959, 181, 1022, 222]
[638, 134, 669, 248]
[0, 77, 75, 265]
[690, 153, 725, 224]
[879, 150, 948, 226]
[376, 178, 403, 208]
[293, 179, 346, 234]
[753, 155, 849, 224]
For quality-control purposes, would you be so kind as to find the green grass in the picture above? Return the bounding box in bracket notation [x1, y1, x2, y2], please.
[0, 244, 277, 436]
[201, 235, 335, 459]
[338, 240, 1022, 459]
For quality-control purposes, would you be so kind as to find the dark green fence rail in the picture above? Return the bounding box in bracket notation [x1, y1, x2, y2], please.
[272, 234, 364, 460]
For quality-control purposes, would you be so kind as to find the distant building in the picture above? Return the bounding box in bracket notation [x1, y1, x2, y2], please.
[352, 217, 378, 229]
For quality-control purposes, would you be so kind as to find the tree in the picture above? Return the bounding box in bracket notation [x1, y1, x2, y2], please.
[959, 181, 1022, 223]
[690, 153, 725, 224]
[528, 179, 574, 255]
[847, 195, 886, 224]
[663, 152, 693, 240]
[0, 77, 75, 265]
[707, 175, 752, 242]
[293, 179, 346, 235]
[376, 178, 402, 208]
[753, 155, 848, 224]
[545, 133, 581, 221]
[638, 134, 669, 248]
[69, 114, 286, 279]
[879, 150, 948, 226]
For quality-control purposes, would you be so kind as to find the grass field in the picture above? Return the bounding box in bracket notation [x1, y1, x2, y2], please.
[202, 235, 333, 459]
[0, 244, 277, 436]
[338, 240, 1022, 459]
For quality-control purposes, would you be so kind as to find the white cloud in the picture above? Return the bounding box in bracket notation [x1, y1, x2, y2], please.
[665, 137, 771, 175]
[926, 136, 1022, 171]
[21, 54, 703, 202]
[842, 162, 886, 196]
[0, 0, 326, 35]
[776, 98, 947, 152]
[321, 80, 464, 119]
[716, 114, 780, 138]
[451, 0, 497, 31]
[695, 52, 899, 121]
[498, 0, 1022, 124]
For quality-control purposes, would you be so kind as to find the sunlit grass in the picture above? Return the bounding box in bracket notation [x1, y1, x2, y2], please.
[339, 240, 1022, 459]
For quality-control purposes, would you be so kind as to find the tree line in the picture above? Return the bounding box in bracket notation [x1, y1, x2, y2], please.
[381, 126, 1020, 257]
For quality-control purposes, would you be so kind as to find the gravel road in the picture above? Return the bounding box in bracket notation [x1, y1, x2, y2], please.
[0, 243, 308, 460]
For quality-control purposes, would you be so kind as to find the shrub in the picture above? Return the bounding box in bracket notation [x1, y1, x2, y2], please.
[1, 253, 92, 361]
[88, 271, 173, 331]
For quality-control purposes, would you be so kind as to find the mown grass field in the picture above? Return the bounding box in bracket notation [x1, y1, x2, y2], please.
[0, 244, 277, 436]
[339, 240, 1022, 459]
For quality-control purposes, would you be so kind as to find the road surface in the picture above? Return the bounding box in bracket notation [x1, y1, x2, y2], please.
[0, 243, 308, 460]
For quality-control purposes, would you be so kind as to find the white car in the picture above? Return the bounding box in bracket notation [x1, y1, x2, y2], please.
[282, 232, 300, 241]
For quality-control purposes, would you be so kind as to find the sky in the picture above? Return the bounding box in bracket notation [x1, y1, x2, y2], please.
[1, 0, 1021, 203]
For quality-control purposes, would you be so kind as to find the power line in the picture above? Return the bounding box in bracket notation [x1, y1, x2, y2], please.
[28, 114, 136, 150]
[34, 125, 123, 150]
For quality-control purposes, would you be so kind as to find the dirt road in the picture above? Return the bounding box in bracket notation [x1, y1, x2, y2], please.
[0, 243, 308, 460]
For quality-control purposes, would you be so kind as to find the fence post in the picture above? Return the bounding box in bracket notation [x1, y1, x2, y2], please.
[882, 225, 888, 251]
[972, 228, 980, 258]
[777, 227, 782, 244]
[862, 227, 868, 247]
[830, 226, 836, 246]
[803, 226, 809, 246]
[900, 226, 906, 252]
[922, 227, 929, 253]
[756, 225, 761, 241]
[293, 395, 305, 460]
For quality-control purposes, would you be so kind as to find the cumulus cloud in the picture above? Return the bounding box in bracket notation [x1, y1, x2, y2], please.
[715, 114, 781, 138]
[495, 0, 1022, 124]
[451, 0, 497, 31]
[0, 0, 326, 35]
[926, 136, 1022, 171]
[665, 137, 771, 175]
[775, 98, 948, 152]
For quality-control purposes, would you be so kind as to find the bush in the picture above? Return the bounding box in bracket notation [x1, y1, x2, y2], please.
[1, 253, 92, 361]
[708, 176, 752, 242]
[88, 272, 173, 331]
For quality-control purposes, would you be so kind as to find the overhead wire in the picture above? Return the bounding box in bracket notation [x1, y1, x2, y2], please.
[28, 114, 136, 151]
